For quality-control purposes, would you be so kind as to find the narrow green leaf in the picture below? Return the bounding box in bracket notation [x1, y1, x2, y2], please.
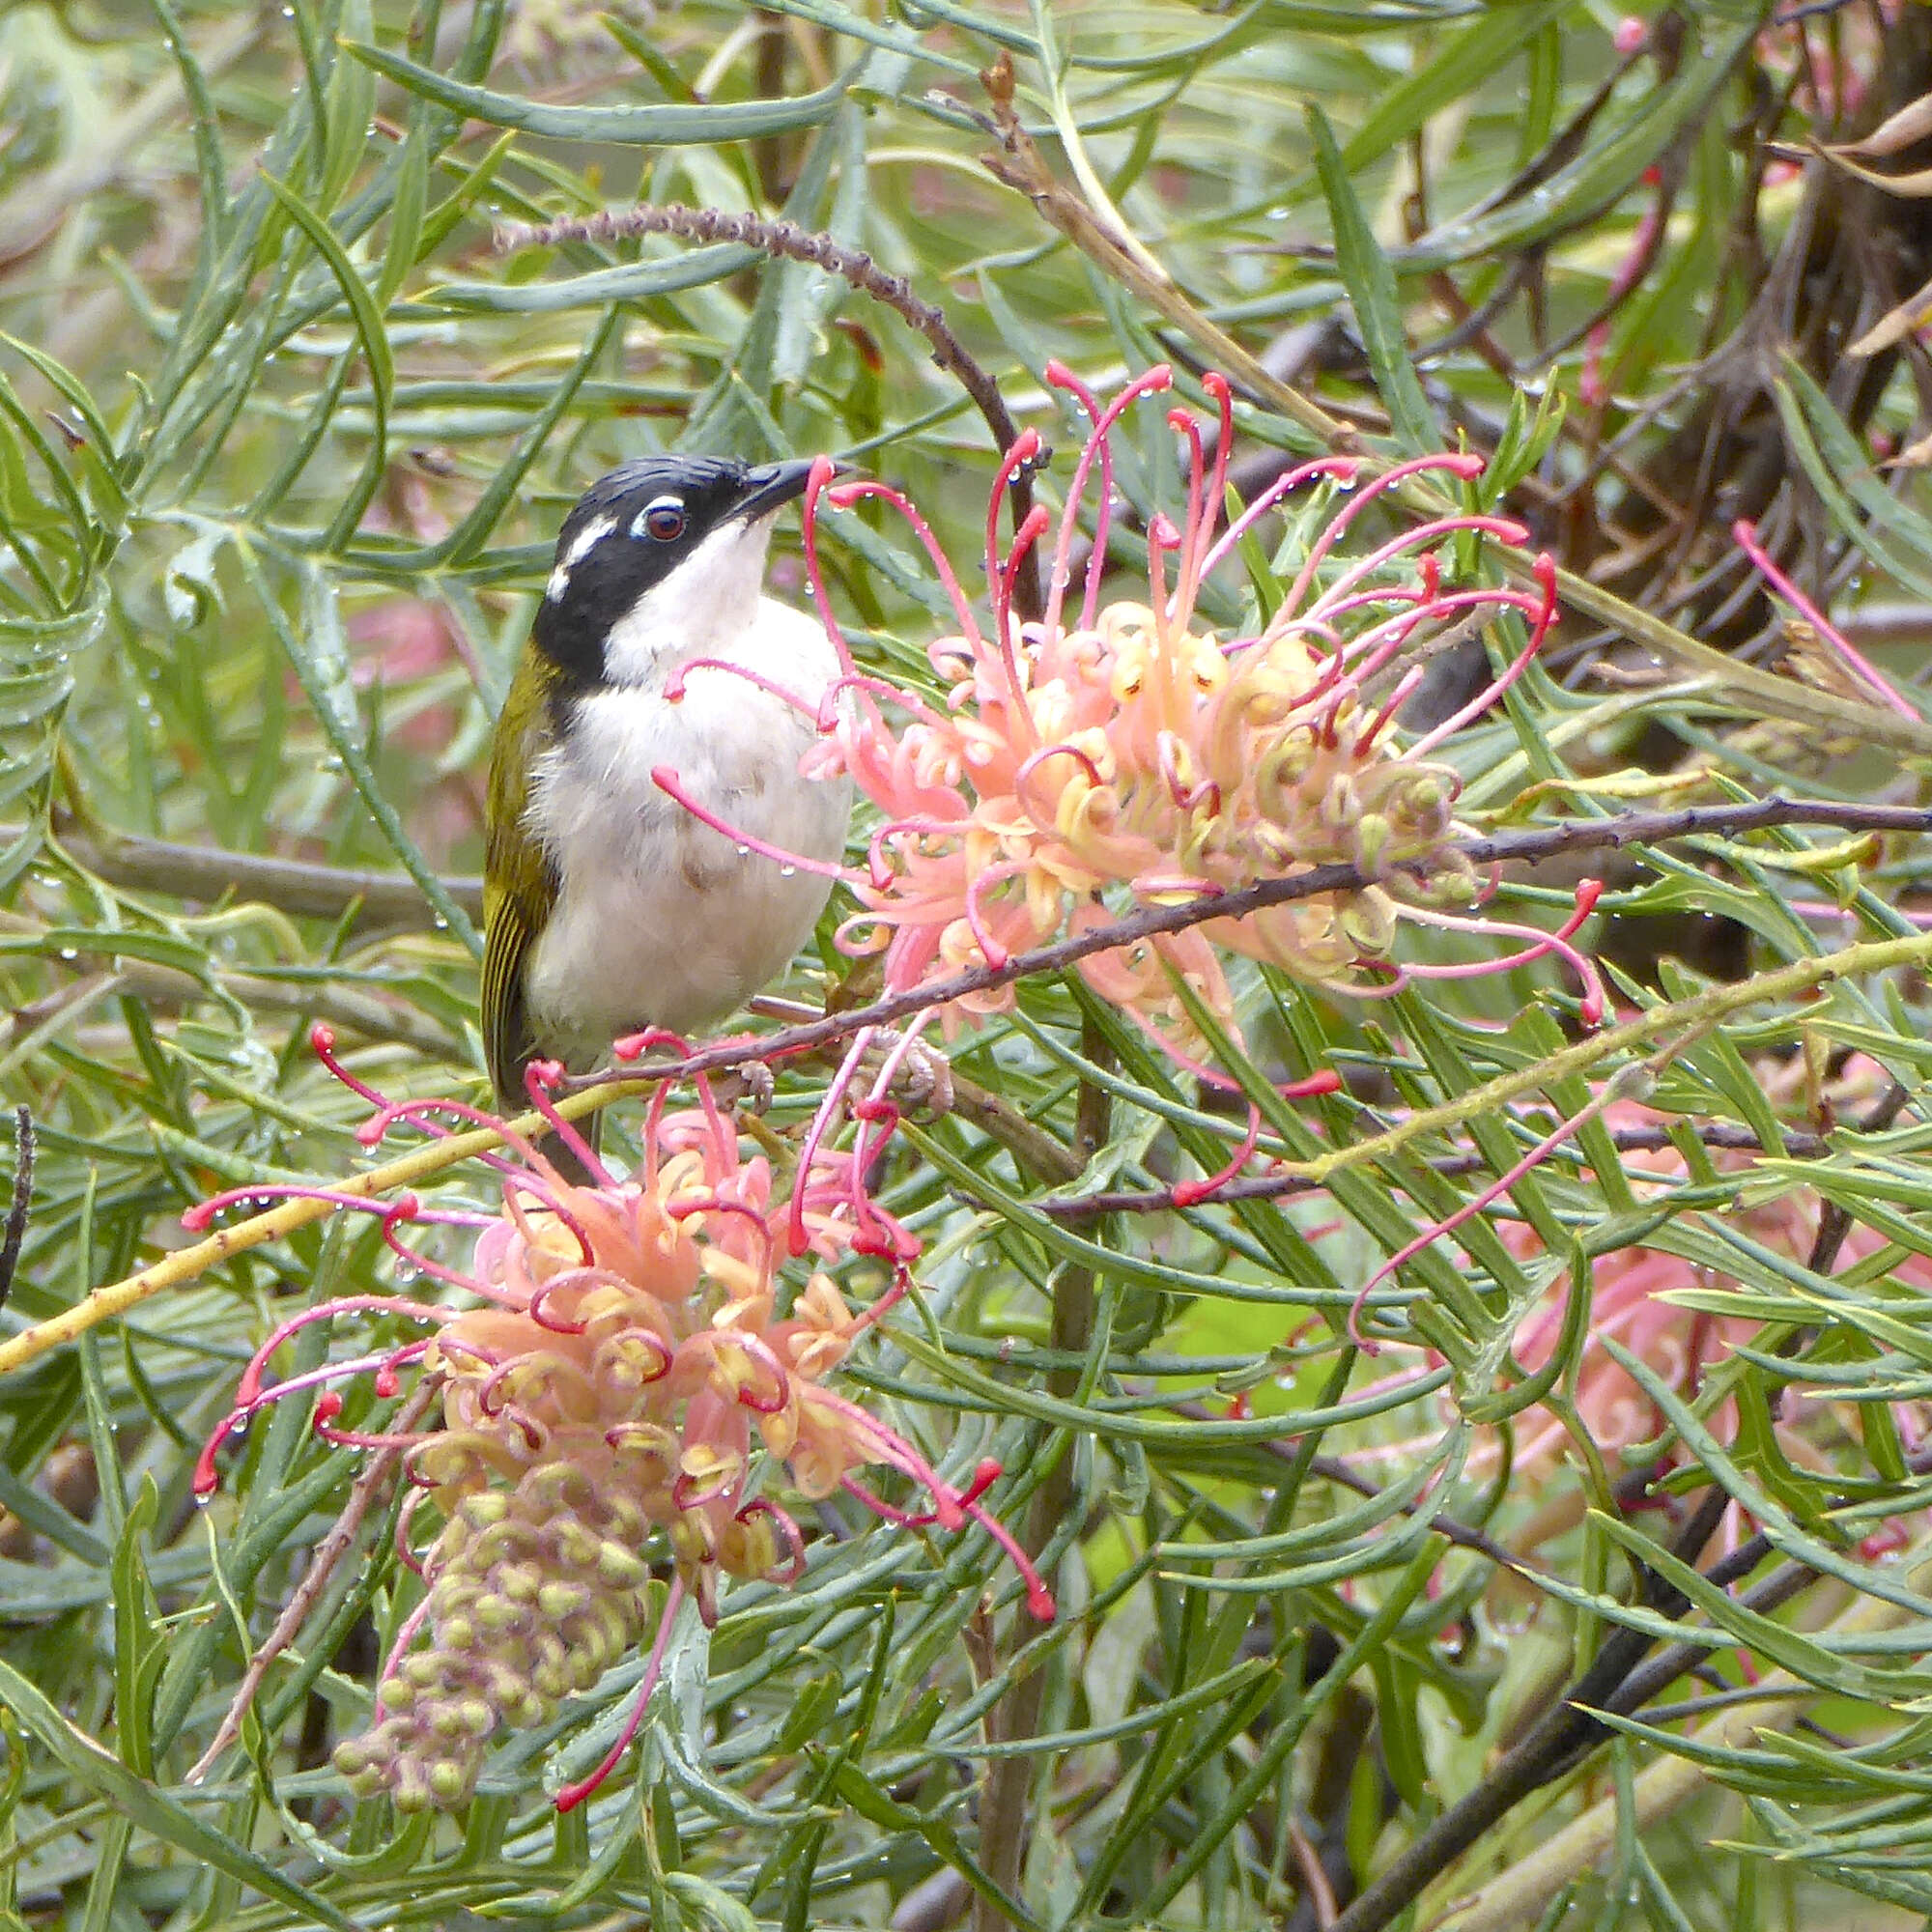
[1306, 102, 1433, 452]
[256, 170, 392, 549]
[0, 1660, 362, 1931]
[341, 40, 858, 144]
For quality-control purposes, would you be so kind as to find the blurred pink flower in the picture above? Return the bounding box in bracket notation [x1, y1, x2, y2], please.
[1506, 1077, 1932, 1476]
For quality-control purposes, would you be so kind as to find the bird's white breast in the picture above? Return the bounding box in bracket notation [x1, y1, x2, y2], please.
[523, 595, 851, 1057]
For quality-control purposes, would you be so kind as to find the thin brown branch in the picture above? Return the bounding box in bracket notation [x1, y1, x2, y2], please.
[972, 56, 1352, 450]
[50, 816, 483, 927]
[586, 794, 1932, 1098]
[1037, 1122, 1833, 1221]
[0, 1109, 32, 1312]
[185, 1378, 440, 1786]
[976, 1022, 1112, 1930]
[495, 201, 1044, 617]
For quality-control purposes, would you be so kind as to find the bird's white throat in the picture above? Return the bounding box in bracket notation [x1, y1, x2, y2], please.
[596, 513, 780, 688]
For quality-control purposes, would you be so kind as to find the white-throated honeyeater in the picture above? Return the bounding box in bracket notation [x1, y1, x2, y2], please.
[482, 455, 851, 1161]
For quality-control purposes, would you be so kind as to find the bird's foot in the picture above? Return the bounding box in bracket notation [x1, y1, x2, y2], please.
[862, 1032, 952, 1121]
[735, 1058, 777, 1114]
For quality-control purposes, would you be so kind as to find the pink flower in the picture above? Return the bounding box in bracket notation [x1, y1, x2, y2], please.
[192, 1035, 1049, 1811]
[793, 365, 1572, 1069]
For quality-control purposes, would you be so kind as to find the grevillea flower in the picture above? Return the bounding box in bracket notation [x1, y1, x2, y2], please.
[769, 364, 1575, 1071]
[192, 1032, 1049, 1813]
[1338, 1058, 1932, 1524]
[1503, 1069, 1932, 1481]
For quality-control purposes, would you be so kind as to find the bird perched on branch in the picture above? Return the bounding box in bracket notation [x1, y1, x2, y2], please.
[481, 454, 851, 1154]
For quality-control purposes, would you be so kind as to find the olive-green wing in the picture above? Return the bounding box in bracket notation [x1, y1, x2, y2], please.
[481, 662, 558, 1108]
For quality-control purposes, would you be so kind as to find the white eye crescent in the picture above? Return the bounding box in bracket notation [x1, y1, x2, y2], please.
[636, 496, 687, 542]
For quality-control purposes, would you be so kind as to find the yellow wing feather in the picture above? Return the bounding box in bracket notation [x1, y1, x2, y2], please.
[481, 652, 559, 1108]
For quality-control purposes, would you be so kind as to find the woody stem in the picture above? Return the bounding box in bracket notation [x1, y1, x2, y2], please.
[974, 1020, 1113, 1929]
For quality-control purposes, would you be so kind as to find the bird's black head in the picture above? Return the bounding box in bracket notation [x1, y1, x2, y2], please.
[530, 454, 816, 689]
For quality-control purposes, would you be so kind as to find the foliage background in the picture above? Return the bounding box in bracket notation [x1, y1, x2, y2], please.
[3, 0, 1932, 1928]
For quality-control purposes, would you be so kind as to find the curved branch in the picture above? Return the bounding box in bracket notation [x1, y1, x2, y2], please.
[496, 201, 1044, 616]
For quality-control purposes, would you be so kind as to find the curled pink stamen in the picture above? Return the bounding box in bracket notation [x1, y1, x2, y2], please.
[1197, 456, 1361, 582]
[1041, 362, 1175, 639]
[800, 457, 858, 676]
[310, 1391, 437, 1454]
[666, 1190, 777, 1279]
[830, 477, 984, 649]
[1406, 553, 1560, 757]
[523, 1059, 615, 1188]
[650, 764, 864, 886]
[1403, 877, 1606, 1024]
[309, 1022, 395, 1114]
[738, 1499, 808, 1586]
[1347, 1075, 1622, 1350]
[1277, 452, 1489, 621]
[665, 656, 820, 716]
[1171, 1102, 1262, 1209]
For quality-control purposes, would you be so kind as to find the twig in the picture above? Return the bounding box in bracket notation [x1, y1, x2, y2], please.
[496, 201, 1044, 617]
[975, 1022, 1112, 1930]
[1325, 1487, 1734, 1932]
[10, 803, 1932, 1380]
[1036, 1122, 1833, 1220]
[582, 794, 1932, 1110]
[0, 903, 464, 1060]
[0, 1110, 32, 1312]
[185, 1378, 440, 1786]
[47, 817, 483, 927]
[1435, 1543, 1932, 1932]
[1804, 1077, 1913, 1276]
[973, 55, 1352, 450]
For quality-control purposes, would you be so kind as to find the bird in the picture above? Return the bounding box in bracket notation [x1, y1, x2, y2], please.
[481, 453, 853, 1163]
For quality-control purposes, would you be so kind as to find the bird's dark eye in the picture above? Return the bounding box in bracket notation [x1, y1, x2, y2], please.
[638, 497, 686, 542]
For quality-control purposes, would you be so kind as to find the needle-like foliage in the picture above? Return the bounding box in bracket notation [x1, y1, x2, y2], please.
[4, 5, 1932, 1930]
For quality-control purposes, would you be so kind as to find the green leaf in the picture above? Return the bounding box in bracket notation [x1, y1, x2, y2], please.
[341, 40, 859, 144]
[0, 1659, 362, 1931]
[1306, 101, 1434, 452]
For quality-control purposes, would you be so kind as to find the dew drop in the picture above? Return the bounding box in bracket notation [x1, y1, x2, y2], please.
[779, 864, 796, 879]
[735, 843, 752, 858]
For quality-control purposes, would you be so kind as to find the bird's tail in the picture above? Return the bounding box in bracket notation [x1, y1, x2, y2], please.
[534, 1108, 603, 1187]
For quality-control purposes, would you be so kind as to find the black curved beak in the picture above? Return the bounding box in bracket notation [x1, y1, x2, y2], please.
[733, 457, 823, 523]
